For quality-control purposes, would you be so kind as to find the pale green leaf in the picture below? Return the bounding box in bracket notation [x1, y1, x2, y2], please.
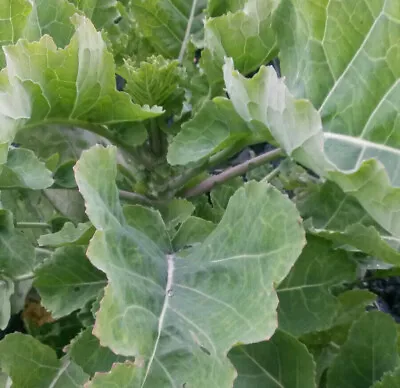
[276, 0, 400, 167]
[0, 148, 53, 190]
[172, 216, 216, 251]
[130, 0, 207, 58]
[327, 312, 399, 388]
[202, 0, 279, 84]
[34, 246, 107, 318]
[0, 333, 88, 388]
[275, 1, 400, 237]
[0, 209, 35, 278]
[68, 327, 128, 376]
[0, 0, 32, 68]
[298, 181, 400, 264]
[0, 275, 13, 330]
[229, 330, 316, 388]
[277, 236, 356, 336]
[223, 58, 400, 239]
[0, 14, 162, 151]
[38, 222, 95, 247]
[74, 145, 305, 387]
[22, 0, 79, 47]
[167, 98, 259, 165]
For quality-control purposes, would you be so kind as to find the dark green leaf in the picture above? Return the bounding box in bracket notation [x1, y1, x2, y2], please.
[327, 312, 399, 388]
[0, 333, 88, 387]
[229, 330, 316, 388]
[34, 246, 107, 318]
[277, 236, 356, 336]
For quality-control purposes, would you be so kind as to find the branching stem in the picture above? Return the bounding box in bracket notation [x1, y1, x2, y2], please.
[178, 0, 199, 63]
[16, 222, 51, 229]
[183, 148, 283, 197]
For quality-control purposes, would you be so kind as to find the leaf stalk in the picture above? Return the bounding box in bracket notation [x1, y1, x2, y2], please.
[183, 148, 283, 197]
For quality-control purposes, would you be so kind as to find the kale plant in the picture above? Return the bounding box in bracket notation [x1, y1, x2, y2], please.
[0, 1, 399, 387]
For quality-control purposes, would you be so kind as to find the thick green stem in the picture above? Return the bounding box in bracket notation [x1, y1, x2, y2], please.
[16, 222, 51, 229]
[184, 148, 283, 197]
[148, 119, 163, 157]
[118, 190, 165, 206]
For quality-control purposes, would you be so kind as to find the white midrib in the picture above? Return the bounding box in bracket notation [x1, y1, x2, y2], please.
[324, 132, 400, 157]
[318, 6, 385, 114]
[48, 360, 71, 388]
[140, 254, 175, 388]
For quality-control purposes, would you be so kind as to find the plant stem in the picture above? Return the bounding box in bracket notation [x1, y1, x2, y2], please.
[35, 247, 53, 255]
[14, 272, 35, 282]
[16, 222, 51, 229]
[163, 141, 250, 196]
[261, 166, 281, 183]
[178, 0, 199, 63]
[118, 190, 167, 207]
[149, 119, 162, 157]
[184, 148, 283, 197]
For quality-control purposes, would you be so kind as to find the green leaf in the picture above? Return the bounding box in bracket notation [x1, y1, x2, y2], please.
[207, 0, 245, 17]
[130, 0, 207, 58]
[69, 0, 120, 30]
[87, 362, 138, 387]
[158, 198, 195, 232]
[118, 56, 186, 110]
[277, 235, 356, 336]
[210, 177, 244, 216]
[327, 312, 399, 388]
[0, 372, 9, 386]
[14, 126, 102, 165]
[123, 205, 171, 252]
[0, 275, 13, 330]
[298, 181, 400, 264]
[172, 216, 216, 251]
[0, 148, 53, 190]
[372, 367, 400, 388]
[167, 98, 258, 165]
[0, 209, 35, 278]
[0, 14, 162, 151]
[0, 0, 32, 67]
[53, 160, 77, 188]
[22, 0, 80, 47]
[43, 189, 87, 223]
[229, 330, 316, 387]
[38, 222, 95, 247]
[34, 246, 107, 318]
[223, 58, 400, 239]
[202, 0, 279, 85]
[68, 327, 128, 376]
[0, 333, 88, 388]
[74, 145, 305, 387]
